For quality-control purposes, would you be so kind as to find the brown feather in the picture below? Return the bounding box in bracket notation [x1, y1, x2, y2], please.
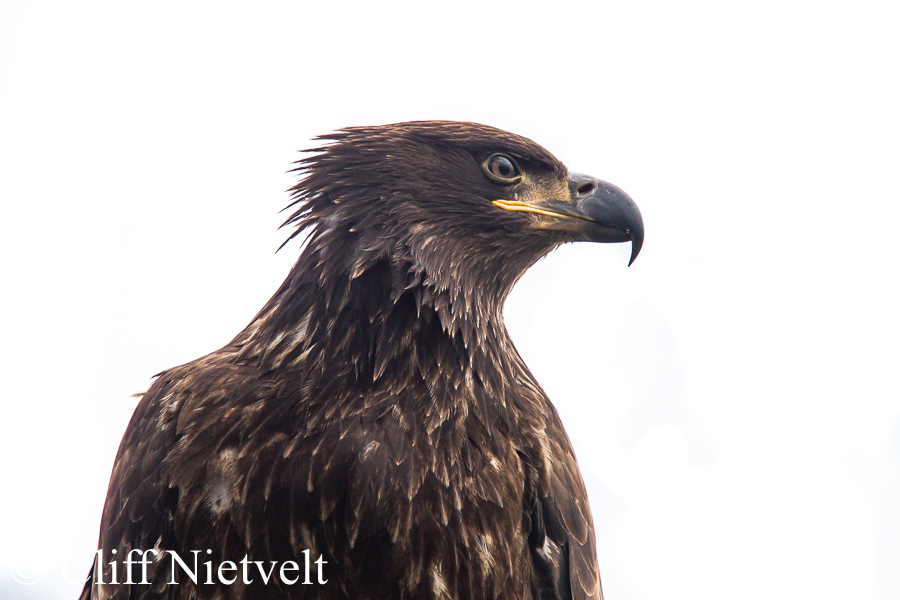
[82, 121, 612, 600]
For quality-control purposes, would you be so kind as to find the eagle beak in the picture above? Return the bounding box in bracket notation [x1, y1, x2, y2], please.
[493, 173, 644, 265]
[567, 174, 644, 266]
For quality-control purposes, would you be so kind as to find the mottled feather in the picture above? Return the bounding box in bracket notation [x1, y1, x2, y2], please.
[81, 121, 607, 600]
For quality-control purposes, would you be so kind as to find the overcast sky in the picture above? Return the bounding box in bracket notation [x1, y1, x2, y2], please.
[1, 1, 898, 599]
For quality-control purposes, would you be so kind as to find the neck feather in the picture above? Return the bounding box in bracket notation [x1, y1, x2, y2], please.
[231, 226, 543, 389]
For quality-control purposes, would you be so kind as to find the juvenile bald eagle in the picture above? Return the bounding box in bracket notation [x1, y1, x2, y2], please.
[81, 121, 643, 600]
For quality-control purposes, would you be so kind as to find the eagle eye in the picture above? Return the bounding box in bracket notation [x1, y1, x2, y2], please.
[483, 154, 521, 184]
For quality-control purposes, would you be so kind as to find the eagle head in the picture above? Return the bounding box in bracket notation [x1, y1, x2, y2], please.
[274, 121, 642, 339]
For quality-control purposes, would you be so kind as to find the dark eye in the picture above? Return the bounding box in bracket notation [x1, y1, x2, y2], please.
[483, 154, 521, 184]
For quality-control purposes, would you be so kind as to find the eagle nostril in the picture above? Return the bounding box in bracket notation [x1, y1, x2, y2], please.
[576, 181, 597, 198]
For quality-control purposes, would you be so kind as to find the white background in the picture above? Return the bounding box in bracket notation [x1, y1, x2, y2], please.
[1, 1, 898, 599]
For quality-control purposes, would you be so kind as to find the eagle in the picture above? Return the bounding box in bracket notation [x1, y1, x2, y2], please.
[80, 121, 643, 600]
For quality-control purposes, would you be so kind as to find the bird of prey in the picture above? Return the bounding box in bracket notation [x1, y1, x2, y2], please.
[80, 121, 643, 600]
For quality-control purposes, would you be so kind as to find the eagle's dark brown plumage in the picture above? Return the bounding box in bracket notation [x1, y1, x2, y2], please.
[81, 121, 643, 600]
